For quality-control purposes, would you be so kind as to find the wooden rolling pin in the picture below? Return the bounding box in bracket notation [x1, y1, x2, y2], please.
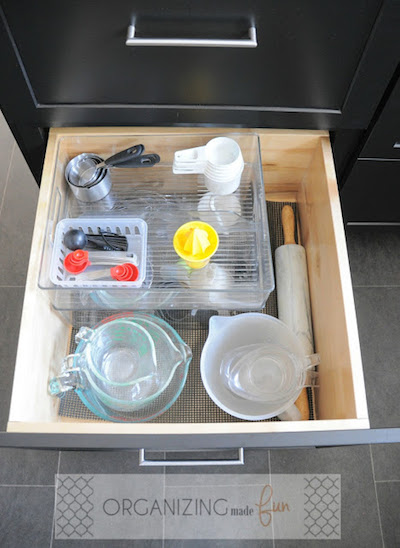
[275, 205, 314, 420]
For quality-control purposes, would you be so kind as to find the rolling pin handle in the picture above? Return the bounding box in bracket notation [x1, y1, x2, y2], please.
[281, 205, 296, 245]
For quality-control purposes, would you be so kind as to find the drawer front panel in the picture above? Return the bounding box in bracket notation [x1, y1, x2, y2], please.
[2, 1, 379, 112]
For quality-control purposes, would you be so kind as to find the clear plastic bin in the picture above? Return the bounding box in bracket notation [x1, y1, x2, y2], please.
[38, 133, 274, 310]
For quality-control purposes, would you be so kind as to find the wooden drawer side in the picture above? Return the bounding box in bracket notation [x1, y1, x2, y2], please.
[298, 137, 368, 421]
[8, 132, 71, 423]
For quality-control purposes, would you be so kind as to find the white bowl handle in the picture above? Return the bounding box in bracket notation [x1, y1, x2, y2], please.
[278, 404, 302, 421]
[206, 314, 236, 341]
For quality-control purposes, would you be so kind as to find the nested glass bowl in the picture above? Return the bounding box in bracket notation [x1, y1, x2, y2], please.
[49, 313, 192, 422]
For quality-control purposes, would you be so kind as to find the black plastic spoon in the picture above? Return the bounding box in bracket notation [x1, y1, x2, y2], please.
[63, 229, 128, 251]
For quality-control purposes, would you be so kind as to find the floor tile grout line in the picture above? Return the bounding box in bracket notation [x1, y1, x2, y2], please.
[352, 284, 400, 288]
[0, 141, 16, 210]
[268, 450, 276, 548]
[347, 221, 400, 225]
[0, 285, 26, 288]
[167, 482, 273, 489]
[0, 484, 55, 487]
[375, 479, 400, 483]
[49, 450, 61, 548]
[162, 451, 166, 548]
[370, 445, 385, 548]
[0, 142, 16, 218]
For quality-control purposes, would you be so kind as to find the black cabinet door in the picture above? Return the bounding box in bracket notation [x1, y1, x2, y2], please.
[341, 160, 400, 223]
[360, 75, 400, 160]
[340, 72, 400, 223]
[1, 0, 400, 181]
[1, 0, 395, 128]
[0, 0, 379, 112]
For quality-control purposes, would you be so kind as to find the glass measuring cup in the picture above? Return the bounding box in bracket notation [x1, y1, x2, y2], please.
[220, 342, 317, 405]
[49, 315, 192, 415]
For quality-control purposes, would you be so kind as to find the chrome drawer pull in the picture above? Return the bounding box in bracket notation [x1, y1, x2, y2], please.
[139, 448, 245, 466]
[126, 25, 257, 48]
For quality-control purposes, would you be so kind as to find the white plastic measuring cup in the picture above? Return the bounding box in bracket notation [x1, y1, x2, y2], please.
[173, 137, 244, 195]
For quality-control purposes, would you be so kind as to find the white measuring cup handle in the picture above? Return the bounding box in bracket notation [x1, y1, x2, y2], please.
[173, 146, 207, 174]
[80, 268, 113, 281]
[206, 315, 235, 340]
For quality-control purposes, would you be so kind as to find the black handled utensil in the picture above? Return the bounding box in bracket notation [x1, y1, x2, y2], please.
[94, 144, 145, 170]
[63, 229, 128, 251]
[116, 153, 161, 168]
[80, 144, 145, 184]
[81, 148, 160, 187]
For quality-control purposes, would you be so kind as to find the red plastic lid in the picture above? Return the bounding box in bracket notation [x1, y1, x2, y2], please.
[110, 263, 139, 282]
[64, 249, 91, 274]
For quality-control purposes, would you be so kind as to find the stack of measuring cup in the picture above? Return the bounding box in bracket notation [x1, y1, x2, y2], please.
[173, 137, 244, 195]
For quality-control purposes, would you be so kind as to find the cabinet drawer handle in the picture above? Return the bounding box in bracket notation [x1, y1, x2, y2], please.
[139, 448, 245, 466]
[126, 25, 257, 48]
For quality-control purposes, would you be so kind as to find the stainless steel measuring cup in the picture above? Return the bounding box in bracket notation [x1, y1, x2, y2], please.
[65, 153, 112, 202]
[65, 145, 160, 202]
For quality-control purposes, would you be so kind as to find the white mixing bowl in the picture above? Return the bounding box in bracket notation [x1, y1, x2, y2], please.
[200, 313, 306, 420]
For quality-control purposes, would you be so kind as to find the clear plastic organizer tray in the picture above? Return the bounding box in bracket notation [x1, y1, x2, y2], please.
[38, 133, 274, 310]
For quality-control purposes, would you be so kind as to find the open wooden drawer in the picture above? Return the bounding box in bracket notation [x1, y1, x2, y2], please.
[6, 128, 369, 449]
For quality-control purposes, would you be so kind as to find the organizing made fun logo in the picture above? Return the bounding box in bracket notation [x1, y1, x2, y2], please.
[54, 473, 341, 540]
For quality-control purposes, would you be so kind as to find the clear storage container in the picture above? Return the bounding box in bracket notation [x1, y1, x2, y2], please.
[38, 133, 274, 310]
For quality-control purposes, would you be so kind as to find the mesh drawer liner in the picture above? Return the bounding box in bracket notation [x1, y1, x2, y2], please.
[59, 201, 316, 422]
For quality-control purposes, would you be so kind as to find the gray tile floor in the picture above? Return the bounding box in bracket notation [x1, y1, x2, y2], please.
[0, 112, 399, 547]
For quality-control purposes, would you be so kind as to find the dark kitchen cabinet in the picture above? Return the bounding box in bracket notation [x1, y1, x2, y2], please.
[340, 72, 400, 222]
[360, 76, 400, 160]
[340, 159, 400, 223]
[0, 0, 382, 115]
[1, 0, 400, 182]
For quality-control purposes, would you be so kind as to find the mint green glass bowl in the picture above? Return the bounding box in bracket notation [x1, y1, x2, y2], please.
[49, 313, 192, 422]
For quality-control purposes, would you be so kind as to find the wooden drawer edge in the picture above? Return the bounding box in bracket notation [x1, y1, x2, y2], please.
[9, 131, 69, 423]
[298, 137, 369, 422]
[7, 419, 370, 435]
[49, 127, 329, 139]
[318, 138, 369, 421]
